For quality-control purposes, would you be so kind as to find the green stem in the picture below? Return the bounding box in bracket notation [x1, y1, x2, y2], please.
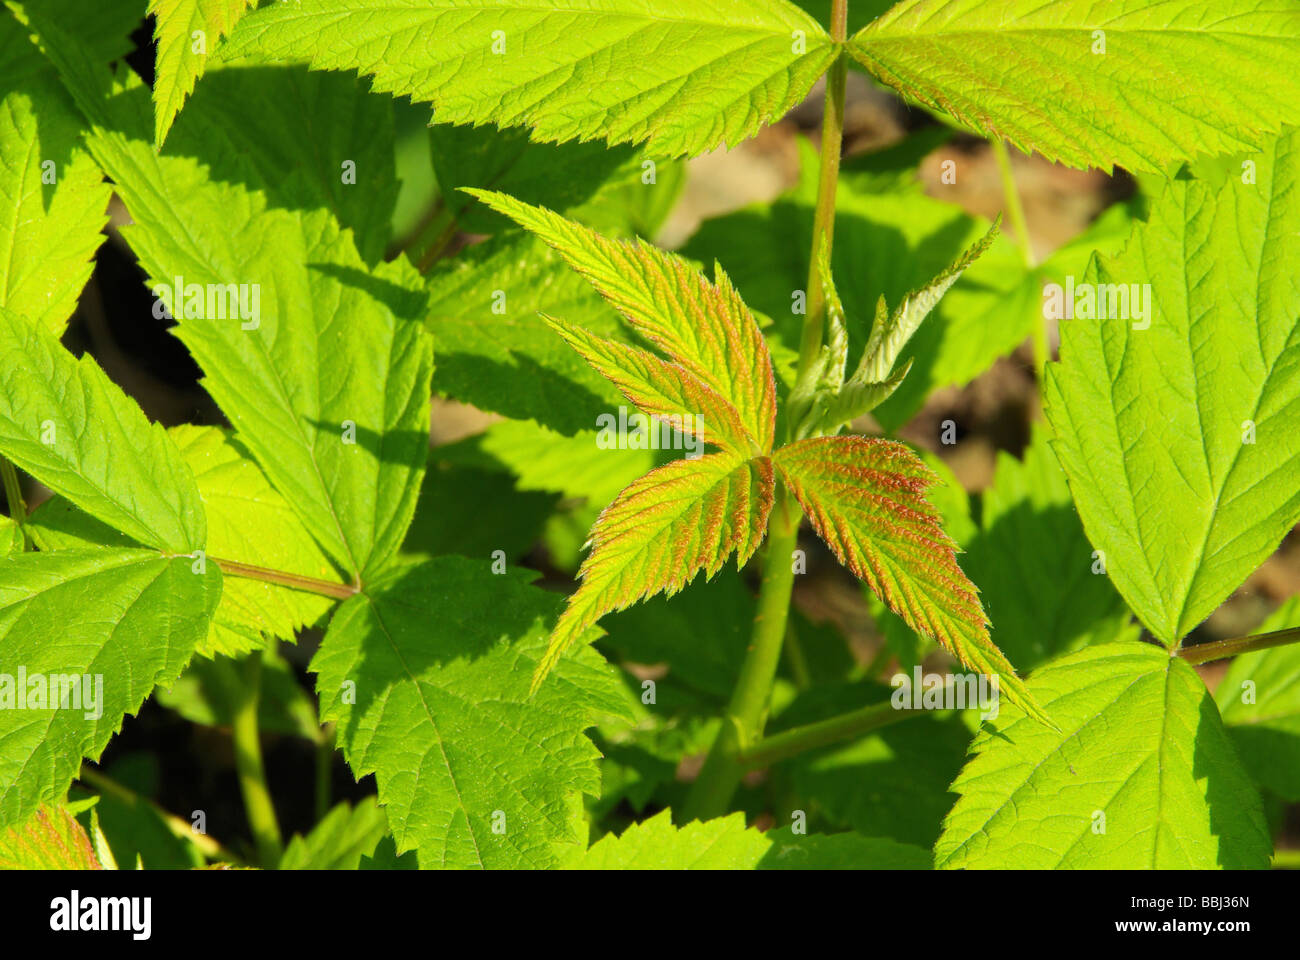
[991, 139, 1046, 377]
[231, 652, 284, 867]
[683, 489, 801, 820]
[795, 0, 849, 378]
[740, 696, 920, 768]
[1, 458, 30, 549]
[210, 556, 358, 600]
[1177, 626, 1300, 666]
[682, 0, 850, 823]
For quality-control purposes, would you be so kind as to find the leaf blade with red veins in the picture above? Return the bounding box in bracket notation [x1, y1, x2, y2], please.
[772, 436, 1047, 724]
[466, 189, 777, 454]
[534, 453, 775, 690]
[543, 314, 755, 457]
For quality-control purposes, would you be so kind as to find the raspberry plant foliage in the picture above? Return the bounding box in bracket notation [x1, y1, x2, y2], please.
[0, 0, 1295, 872]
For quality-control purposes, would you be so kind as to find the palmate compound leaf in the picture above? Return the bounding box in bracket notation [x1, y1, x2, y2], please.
[149, 0, 254, 146]
[0, 306, 205, 554]
[468, 189, 778, 453]
[560, 808, 931, 869]
[0, 550, 222, 828]
[772, 436, 1045, 723]
[936, 643, 1271, 869]
[849, 0, 1300, 175]
[313, 557, 631, 868]
[27, 47, 432, 579]
[1045, 128, 1300, 647]
[481, 194, 1039, 716]
[462, 196, 782, 688]
[222, 0, 836, 159]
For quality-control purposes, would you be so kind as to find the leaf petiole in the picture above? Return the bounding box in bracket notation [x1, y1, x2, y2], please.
[1177, 626, 1300, 666]
[207, 556, 359, 600]
[739, 692, 927, 769]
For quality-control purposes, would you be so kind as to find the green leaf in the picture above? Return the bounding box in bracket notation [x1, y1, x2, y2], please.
[224, 0, 836, 158]
[773, 435, 1045, 723]
[936, 643, 1272, 869]
[60, 68, 431, 578]
[848, 0, 1300, 174]
[561, 809, 930, 869]
[469, 190, 778, 453]
[0, 550, 221, 828]
[963, 423, 1136, 671]
[279, 798, 389, 870]
[1216, 597, 1300, 801]
[1045, 130, 1300, 645]
[148, 0, 254, 146]
[0, 803, 101, 869]
[0, 306, 206, 553]
[0, 14, 111, 335]
[313, 557, 631, 868]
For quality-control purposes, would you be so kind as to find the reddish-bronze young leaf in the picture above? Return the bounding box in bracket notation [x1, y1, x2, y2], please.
[465, 189, 777, 454]
[773, 436, 1046, 723]
[533, 452, 774, 691]
[543, 315, 756, 457]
